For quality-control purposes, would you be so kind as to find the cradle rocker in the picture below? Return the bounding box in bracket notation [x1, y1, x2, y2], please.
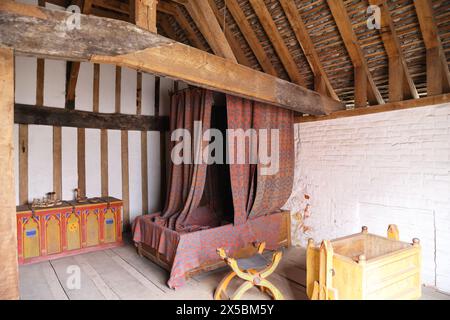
[214, 242, 284, 300]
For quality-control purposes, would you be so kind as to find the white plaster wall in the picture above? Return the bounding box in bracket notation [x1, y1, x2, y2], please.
[61, 127, 78, 200]
[85, 129, 101, 198]
[15, 56, 36, 105]
[285, 103, 450, 292]
[28, 125, 53, 202]
[99, 64, 116, 113]
[108, 130, 122, 200]
[76, 62, 94, 111]
[121, 67, 137, 115]
[44, 59, 66, 108]
[142, 73, 155, 116]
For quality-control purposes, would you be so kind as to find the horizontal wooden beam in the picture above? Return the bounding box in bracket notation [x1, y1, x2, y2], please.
[15, 104, 169, 131]
[0, 0, 343, 115]
[296, 93, 450, 123]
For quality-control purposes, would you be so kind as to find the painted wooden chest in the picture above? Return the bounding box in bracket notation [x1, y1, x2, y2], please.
[16, 197, 123, 264]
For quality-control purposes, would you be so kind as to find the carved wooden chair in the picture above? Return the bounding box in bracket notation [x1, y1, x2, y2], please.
[214, 242, 284, 300]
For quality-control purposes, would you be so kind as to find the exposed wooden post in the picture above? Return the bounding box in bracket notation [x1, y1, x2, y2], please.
[388, 55, 404, 102]
[36, 58, 44, 107]
[53, 126, 62, 200]
[414, 0, 450, 95]
[354, 66, 368, 108]
[426, 47, 443, 96]
[18, 124, 28, 205]
[141, 131, 148, 214]
[115, 65, 130, 229]
[115, 66, 122, 113]
[121, 130, 130, 229]
[0, 47, 19, 300]
[77, 127, 86, 197]
[155, 77, 166, 211]
[136, 72, 149, 214]
[135, 0, 158, 33]
[101, 129, 108, 197]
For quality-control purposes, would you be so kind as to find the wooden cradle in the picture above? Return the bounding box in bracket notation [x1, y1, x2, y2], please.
[306, 226, 421, 300]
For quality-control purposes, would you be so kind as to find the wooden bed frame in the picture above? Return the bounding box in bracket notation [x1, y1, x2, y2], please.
[136, 211, 291, 280]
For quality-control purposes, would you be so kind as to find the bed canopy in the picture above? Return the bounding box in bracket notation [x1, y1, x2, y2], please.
[133, 87, 294, 288]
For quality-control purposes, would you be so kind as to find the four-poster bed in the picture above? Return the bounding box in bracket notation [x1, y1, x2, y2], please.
[133, 88, 295, 288]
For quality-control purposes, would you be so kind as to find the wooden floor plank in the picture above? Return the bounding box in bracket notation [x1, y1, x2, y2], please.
[104, 249, 164, 296]
[81, 250, 161, 299]
[73, 255, 120, 300]
[50, 256, 108, 300]
[111, 244, 171, 293]
[19, 263, 60, 300]
[43, 262, 69, 300]
[18, 244, 449, 300]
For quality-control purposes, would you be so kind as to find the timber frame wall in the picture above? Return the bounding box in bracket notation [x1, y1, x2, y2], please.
[14, 57, 173, 230]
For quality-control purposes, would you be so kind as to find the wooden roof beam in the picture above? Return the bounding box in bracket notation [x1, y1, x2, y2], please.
[158, 15, 179, 41]
[279, 0, 339, 101]
[225, 0, 278, 77]
[92, 0, 130, 15]
[327, 0, 384, 107]
[248, 0, 305, 86]
[157, 1, 207, 51]
[369, 0, 419, 102]
[296, 93, 450, 123]
[414, 0, 450, 95]
[0, 0, 344, 114]
[207, 0, 252, 67]
[178, 0, 237, 62]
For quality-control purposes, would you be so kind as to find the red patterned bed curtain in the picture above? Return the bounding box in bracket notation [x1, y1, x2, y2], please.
[226, 95, 295, 225]
[155, 88, 220, 232]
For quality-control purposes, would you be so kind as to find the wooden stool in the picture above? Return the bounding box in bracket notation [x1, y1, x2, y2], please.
[214, 242, 284, 300]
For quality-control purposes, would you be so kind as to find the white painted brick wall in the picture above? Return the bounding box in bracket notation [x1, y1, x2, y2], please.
[284, 103, 450, 293]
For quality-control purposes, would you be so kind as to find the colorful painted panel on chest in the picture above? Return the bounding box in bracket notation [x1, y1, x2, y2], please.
[16, 197, 123, 265]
